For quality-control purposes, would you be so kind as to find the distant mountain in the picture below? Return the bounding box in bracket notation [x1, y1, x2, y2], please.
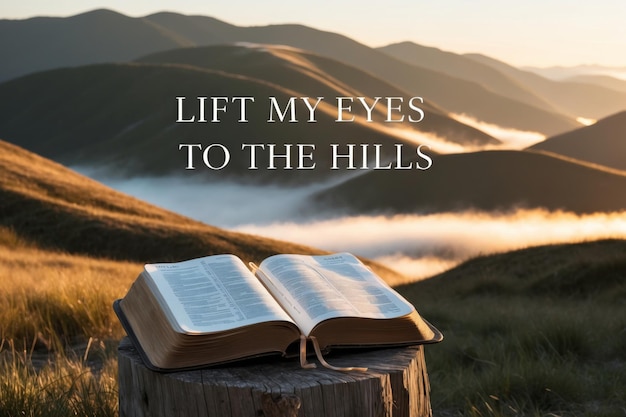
[0, 9, 191, 81]
[565, 74, 626, 94]
[312, 150, 626, 215]
[137, 44, 497, 147]
[530, 111, 626, 171]
[1, 9, 579, 135]
[467, 54, 626, 120]
[0, 62, 435, 183]
[378, 42, 561, 117]
[0, 139, 403, 281]
[522, 64, 626, 81]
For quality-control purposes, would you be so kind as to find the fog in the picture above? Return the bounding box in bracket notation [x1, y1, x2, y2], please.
[451, 113, 546, 149]
[235, 210, 626, 283]
[77, 170, 626, 285]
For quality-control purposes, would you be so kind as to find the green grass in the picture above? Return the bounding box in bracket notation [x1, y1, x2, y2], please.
[418, 297, 626, 416]
[399, 239, 626, 416]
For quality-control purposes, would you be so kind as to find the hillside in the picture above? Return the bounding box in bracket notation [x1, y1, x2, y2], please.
[312, 149, 626, 214]
[137, 44, 497, 147]
[0, 139, 403, 282]
[466, 53, 626, 120]
[566, 74, 626, 93]
[530, 111, 626, 171]
[0, 62, 434, 184]
[396, 238, 626, 415]
[0, 9, 579, 135]
[0, 9, 193, 81]
[0, 139, 308, 263]
[401, 238, 626, 302]
[378, 41, 560, 116]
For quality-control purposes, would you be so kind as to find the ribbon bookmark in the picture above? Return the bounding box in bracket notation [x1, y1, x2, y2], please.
[299, 335, 317, 369]
[299, 335, 368, 372]
[248, 262, 259, 274]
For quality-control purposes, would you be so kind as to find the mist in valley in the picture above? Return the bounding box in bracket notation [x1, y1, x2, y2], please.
[77, 170, 626, 285]
[73, 120, 626, 284]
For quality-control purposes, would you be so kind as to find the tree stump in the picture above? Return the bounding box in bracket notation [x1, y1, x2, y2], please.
[118, 337, 432, 417]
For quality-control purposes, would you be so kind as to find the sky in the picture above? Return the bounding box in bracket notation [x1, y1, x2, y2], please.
[2, 0, 626, 68]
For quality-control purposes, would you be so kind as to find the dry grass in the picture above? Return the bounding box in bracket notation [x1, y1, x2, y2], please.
[0, 339, 119, 417]
[0, 231, 134, 416]
[0, 229, 138, 349]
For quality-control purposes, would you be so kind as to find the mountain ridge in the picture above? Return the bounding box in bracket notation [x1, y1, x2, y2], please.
[466, 53, 626, 120]
[0, 61, 450, 184]
[0, 9, 581, 135]
[136, 44, 498, 148]
[312, 149, 626, 215]
[530, 110, 626, 171]
[378, 41, 560, 116]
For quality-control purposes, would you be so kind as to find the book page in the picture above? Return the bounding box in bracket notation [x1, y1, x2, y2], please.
[257, 253, 415, 335]
[143, 254, 295, 334]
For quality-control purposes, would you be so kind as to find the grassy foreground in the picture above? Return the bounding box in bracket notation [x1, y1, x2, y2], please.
[0, 228, 137, 416]
[1, 232, 625, 416]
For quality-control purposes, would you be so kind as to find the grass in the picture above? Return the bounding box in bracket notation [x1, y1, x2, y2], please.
[0, 340, 119, 417]
[0, 229, 138, 347]
[0, 229, 136, 416]
[399, 239, 626, 416]
[2, 228, 625, 416]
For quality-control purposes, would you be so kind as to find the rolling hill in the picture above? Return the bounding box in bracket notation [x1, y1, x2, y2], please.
[0, 62, 439, 183]
[1, 9, 579, 135]
[378, 41, 560, 116]
[136, 44, 497, 147]
[466, 54, 626, 120]
[401, 238, 626, 301]
[530, 111, 626, 171]
[312, 149, 626, 215]
[0, 139, 404, 282]
[0, 9, 192, 81]
[396, 237, 626, 416]
[565, 74, 626, 93]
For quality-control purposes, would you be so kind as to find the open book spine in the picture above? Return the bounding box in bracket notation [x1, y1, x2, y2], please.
[252, 261, 367, 372]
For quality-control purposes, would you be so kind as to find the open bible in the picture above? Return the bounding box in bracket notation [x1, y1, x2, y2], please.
[114, 252, 442, 371]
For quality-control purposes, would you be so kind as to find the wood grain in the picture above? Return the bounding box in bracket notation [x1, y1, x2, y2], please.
[118, 337, 432, 417]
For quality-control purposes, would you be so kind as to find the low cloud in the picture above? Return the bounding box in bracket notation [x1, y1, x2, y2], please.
[74, 173, 332, 227]
[76, 172, 626, 285]
[451, 113, 546, 149]
[235, 210, 626, 283]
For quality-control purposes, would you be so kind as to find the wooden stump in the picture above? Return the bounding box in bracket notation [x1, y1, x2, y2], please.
[118, 337, 432, 417]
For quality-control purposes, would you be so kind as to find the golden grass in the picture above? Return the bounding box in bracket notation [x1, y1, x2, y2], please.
[1, 338, 119, 417]
[0, 234, 139, 347]
[0, 230, 133, 416]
